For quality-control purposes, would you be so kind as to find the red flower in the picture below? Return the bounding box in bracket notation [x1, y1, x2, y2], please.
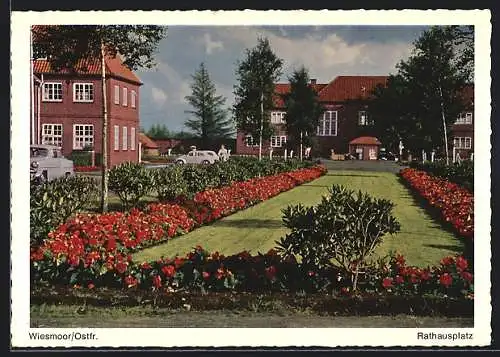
[215, 268, 225, 280]
[88, 283, 95, 289]
[140, 262, 152, 270]
[161, 265, 176, 278]
[440, 256, 455, 266]
[455, 256, 468, 271]
[202, 271, 210, 280]
[395, 275, 404, 284]
[125, 275, 138, 288]
[461, 271, 473, 283]
[153, 275, 162, 288]
[115, 261, 128, 274]
[308, 271, 316, 277]
[382, 277, 393, 288]
[265, 266, 277, 280]
[439, 273, 453, 287]
[420, 269, 431, 281]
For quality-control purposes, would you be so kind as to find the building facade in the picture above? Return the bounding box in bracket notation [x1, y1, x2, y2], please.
[451, 85, 474, 160]
[235, 76, 388, 158]
[31, 56, 142, 167]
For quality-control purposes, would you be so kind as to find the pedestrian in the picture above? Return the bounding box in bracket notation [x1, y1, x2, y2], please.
[218, 144, 228, 162]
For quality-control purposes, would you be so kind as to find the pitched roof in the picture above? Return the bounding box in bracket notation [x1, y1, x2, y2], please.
[349, 136, 382, 145]
[33, 57, 142, 85]
[318, 76, 388, 102]
[139, 133, 159, 149]
[273, 83, 327, 107]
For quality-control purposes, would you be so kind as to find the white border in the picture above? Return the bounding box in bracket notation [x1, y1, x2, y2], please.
[11, 10, 491, 348]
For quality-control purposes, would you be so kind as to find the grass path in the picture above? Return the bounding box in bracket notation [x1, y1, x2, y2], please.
[133, 171, 463, 267]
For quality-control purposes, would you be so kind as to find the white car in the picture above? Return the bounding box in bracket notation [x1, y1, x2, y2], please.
[30, 144, 74, 183]
[175, 150, 220, 165]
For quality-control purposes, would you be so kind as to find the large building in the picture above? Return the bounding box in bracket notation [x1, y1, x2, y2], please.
[236, 76, 388, 158]
[31, 55, 142, 167]
[451, 84, 474, 160]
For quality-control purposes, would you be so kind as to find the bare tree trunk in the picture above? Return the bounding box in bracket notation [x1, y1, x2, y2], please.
[300, 131, 303, 161]
[259, 90, 263, 161]
[439, 85, 450, 165]
[100, 42, 109, 213]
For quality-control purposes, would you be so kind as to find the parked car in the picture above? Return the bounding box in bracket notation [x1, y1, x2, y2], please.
[30, 144, 74, 183]
[378, 150, 397, 161]
[174, 150, 220, 165]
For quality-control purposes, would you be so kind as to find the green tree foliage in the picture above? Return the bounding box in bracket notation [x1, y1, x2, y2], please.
[233, 37, 283, 160]
[282, 67, 325, 153]
[147, 124, 171, 140]
[184, 63, 234, 147]
[370, 26, 471, 158]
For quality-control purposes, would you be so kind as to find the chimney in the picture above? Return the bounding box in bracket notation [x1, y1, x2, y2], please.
[310, 78, 317, 85]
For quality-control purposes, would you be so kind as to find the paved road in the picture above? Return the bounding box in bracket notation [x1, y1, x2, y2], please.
[318, 159, 407, 173]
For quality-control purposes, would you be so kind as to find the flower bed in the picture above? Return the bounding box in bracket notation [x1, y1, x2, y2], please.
[31, 165, 327, 288]
[399, 168, 474, 240]
[74, 166, 100, 172]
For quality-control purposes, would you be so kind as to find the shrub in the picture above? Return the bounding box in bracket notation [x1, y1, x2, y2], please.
[108, 162, 154, 210]
[181, 165, 217, 197]
[30, 175, 98, 246]
[276, 184, 401, 290]
[152, 166, 188, 202]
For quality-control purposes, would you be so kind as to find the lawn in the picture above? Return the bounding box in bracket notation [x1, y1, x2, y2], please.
[133, 170, 463, 267]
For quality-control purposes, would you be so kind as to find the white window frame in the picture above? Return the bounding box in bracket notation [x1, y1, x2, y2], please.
[245, 135, 258, 147]
[122, 87, 128, 106]
[454, 136, 472, 149]
[270, 111, 286, 124]
[122, 126, 128, 150]
[42, 82, 63, 102]
[73, 82, 94, 103]
[271, 135, 287, 148]
[131, 90, 137, 108]
[114, 85, 120, 104]
[72, 124, 94, 150]
[130, 127, 136, 151]
[41, 124, 63, 147]
[114, 125, 120, 151]
[317, 111, 338, 136]
[358, 110, 373, 126]
[455, 112, 473, 125]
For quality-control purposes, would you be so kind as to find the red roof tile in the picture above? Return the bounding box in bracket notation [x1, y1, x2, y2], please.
[139, 133, 159, 149]
[349, 136, 382, 145]
[33, 57, 142, 84]
[318, 76, 388, 102]
[273, 83, 327, 108]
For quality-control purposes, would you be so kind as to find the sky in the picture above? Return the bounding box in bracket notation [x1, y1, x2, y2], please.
[135, 25, 430, 133]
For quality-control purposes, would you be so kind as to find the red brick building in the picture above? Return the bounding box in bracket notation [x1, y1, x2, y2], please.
[451, 84, 474, 160]
[236, 76, 388, 157]
[31, 56, 142, 167]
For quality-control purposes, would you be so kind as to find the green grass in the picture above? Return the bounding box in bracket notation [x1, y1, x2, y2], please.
[30, 304, 473, 328]
[133, 170, 463, 267]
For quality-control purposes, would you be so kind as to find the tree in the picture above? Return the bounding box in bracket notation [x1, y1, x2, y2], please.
[233, 37, 283, 160]
[184, 63, 234, 148]
[32, 25, 167, 212]
[147, 124, 171, 140]
[282, 67, 324, 160]
[370, 26, 470, 162]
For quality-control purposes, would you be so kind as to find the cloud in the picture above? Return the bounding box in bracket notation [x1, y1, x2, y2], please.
[203, 33, 224, 55]
[151, 87, 168, 105]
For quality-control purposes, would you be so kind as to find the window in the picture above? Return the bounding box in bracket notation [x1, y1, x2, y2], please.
[245, 135, 258, 147]
[122, 126, 128, 150]
[73, 83, 94, 102]
[454, 137, 472, 149]
[73, 124, 94, 150]
[41, 124, 63, 147]
[317, 111, 338, 136]
[131, 90, 137, 108]
[130, 127, 136, 150]
[114, 125, 120, 151]
[270, 111, 286, 124]
[114, 85, 120, 104]
[455, 112, 473, 125]
[271, 135, 287, 148]
[122, 87, 128, 106]
[358, 111, 373, 126]
[42, 82, 63, 102]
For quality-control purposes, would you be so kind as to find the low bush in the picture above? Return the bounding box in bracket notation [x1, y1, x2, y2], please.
[276, 184, 401, 290]
[152, 165, 188, 202]
[108, 162, 154, 210]
[30, 176, 98, 246]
